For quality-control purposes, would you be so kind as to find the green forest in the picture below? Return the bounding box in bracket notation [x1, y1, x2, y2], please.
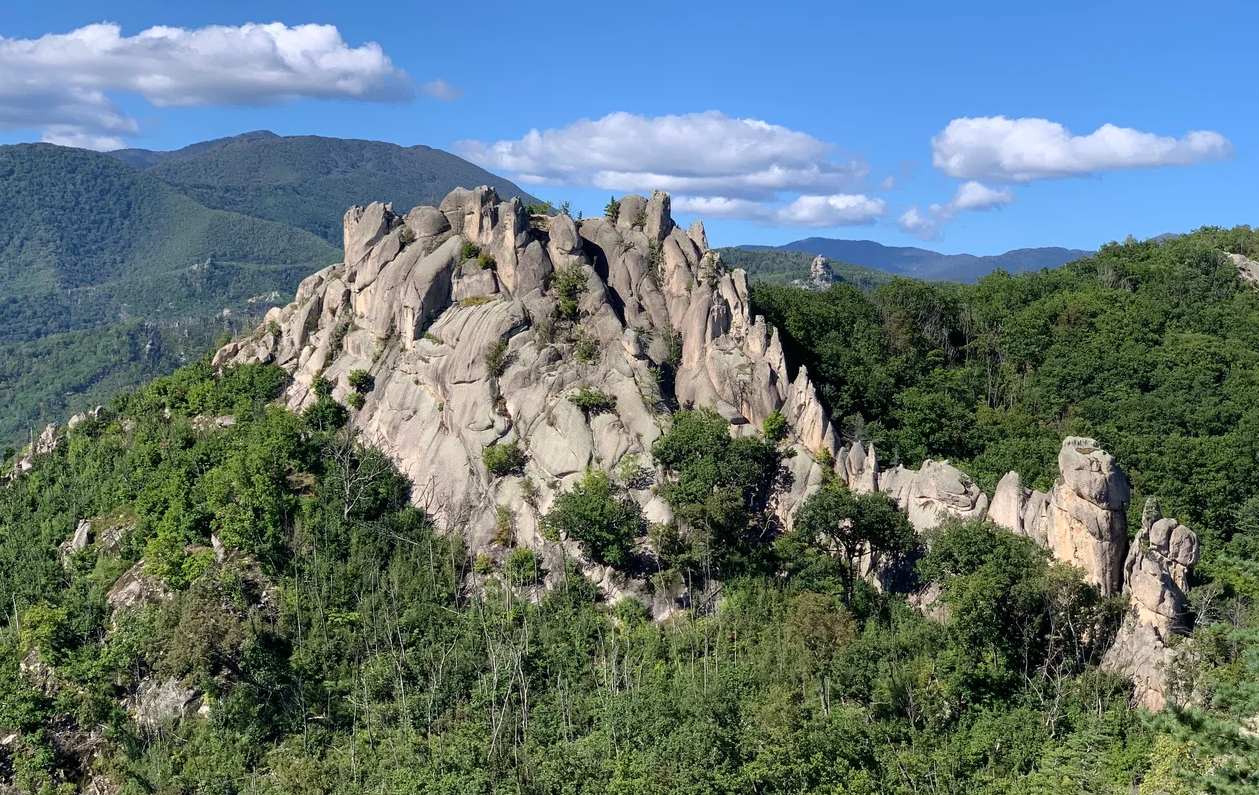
[2, 227, 1259, 793]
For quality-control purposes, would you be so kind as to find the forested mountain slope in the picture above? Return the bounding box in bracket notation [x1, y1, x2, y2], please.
[3, 188, 1259, 792]
[717, 246, 896, 290]
[0, 143, 340, 443]
[141, 134, 543, 243]
[108, 130, 280, 170]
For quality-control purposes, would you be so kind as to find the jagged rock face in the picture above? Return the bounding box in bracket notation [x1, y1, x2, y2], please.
[879, 458, 990, 531]
[128, 677, 200, 732]
[1228, 252, 1259, 284]
[997, 438, 1131, 596]
[1043, 438, 1130, 595]
[809, 255, 833, 289]
[1122, 498, 1199, 636]
[215, 187, 840, 604]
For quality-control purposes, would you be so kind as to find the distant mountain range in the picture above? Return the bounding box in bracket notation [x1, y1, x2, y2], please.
[0, 131, 542, 444]
[740, 237, 1094, 283]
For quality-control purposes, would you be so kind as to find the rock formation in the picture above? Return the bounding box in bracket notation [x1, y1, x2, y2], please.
[988, 437, 1130, 596]
[214, 187, 842, 612]
[209, 186, 1200, 707]
[983, 442, 1199, 710]
[1101, 498, 1200, 710]
[791, 255, 834, 291]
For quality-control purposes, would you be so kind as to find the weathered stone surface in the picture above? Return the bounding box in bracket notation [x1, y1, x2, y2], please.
[1120, 498, 1198, 636]
[881, 459, 989, 532]
[128, 677, 200, 731]
[1102, 622, 1175, 711]
[214, 188, 841, 615]
[1228, 251, 1259, 284]
[1041, 437, 1131, 596]
[988, 471, 1026, 533]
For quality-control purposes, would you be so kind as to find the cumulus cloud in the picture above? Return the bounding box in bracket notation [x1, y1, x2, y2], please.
[455, 111, 870, 201]
[932, 116, 1234, 182]
[673, 194, 886, 228]
[0, 22, 420, 150]
[896, 180, 1014, 240]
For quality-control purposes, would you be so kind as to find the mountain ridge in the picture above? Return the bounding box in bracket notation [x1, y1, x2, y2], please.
[742, 237, 1093, 282]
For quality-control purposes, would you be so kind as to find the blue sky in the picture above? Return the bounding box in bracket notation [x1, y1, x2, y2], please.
[1, 0, 1252, 253]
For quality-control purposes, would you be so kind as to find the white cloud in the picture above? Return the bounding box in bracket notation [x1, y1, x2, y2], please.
[673, 194, 887, 228]
[455, 111, 870, 201]
[947, 180, 1015, 213]
[932, 116, 1234, 182]
[896, 180, 1015, 240]
[894, 207, 930, 238]
[0, 22, 419, 150]
[879, 175, 897, 190]
[420, 79, 461, 101]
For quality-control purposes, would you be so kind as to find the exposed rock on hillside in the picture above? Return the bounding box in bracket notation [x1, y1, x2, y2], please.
[215, 187, 841, 609]
[213, 187, 1201, 708]
[1101, 498, 1200, 710]
[987, 437, 1130, 596]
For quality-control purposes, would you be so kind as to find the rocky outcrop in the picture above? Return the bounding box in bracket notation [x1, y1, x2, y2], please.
[989, 437, 1130, 596]
[128, 677, 201, 731]
[983, 441, 1199, 710]
[1228, 252, 1259, 284]
[791, 255, 834, 291]
[214, 187, 842, 613]
[1101, 498, 1200, 710]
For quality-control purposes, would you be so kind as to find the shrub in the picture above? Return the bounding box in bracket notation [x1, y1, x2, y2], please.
[604, 196, 621, 222]
[330, 320, 354, 353]
[533, 317, 554, 348]
[558, 201, 572, 217]
[543, 468, 643, 567]
[347, 369, 373, 393]
[505, 547, 542, 585]
[346, 392, 365, 410]
[473, 554, 495, 575]
[311, 373, 334, 400]
[493, 505, 514, 546]
[477, 252, 497, 270]
[552, 266, 586, 321]
[763, 409, 788, 443]
[483, 442, 525, 476]
[484, 338, 509, 377]
[460, 241, 480, 261]
[460, 296, 495, 308]
[573, 331, 599, 364]
[303, 397, 347, 431]
[568, 387, 616, 415]
[633, 208, 647, 228]
[398, 225, 416, 246]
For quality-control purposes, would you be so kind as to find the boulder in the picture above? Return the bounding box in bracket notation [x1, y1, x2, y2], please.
[128, 677, 200, 731]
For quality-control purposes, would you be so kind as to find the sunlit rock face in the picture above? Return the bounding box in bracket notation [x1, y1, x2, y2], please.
[214, 187, 841, 613]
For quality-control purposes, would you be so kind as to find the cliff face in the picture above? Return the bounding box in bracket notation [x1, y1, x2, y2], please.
[214, 187, 840, 610]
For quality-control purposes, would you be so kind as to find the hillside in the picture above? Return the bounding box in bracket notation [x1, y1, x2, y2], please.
[2, 193, 1259, 792]
[107, 130, 280, 169]
[0, 143, 341, 442]
[744, 237, 1092, 282]
[137, 134, 544, 242]
[717, 246, 897, 290]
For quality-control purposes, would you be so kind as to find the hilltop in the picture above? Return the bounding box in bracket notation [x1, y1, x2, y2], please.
[114, 133, 543, 243]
